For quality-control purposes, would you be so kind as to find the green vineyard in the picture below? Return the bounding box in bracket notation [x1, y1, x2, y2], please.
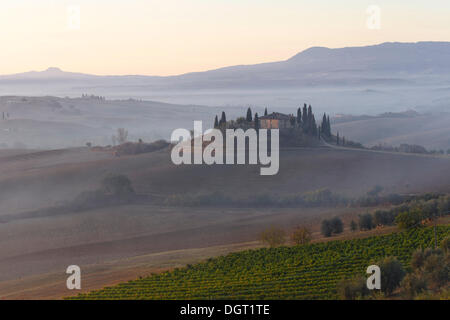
[68, 226, 450, 300]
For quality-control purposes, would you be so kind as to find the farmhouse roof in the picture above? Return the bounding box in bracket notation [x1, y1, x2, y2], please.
[259, 112, 291, 120]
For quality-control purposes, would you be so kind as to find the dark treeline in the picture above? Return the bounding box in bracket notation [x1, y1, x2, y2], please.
[319, 192, 450, 237]
[371, 143, 450, 156]
[213, 105, 331, 139]
[211, 106, 368, 149]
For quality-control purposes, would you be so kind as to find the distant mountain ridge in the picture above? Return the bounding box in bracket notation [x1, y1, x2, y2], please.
[0, 67, 95, 80]
[3, 41, 450, 83]
[2, 41, 450, 114]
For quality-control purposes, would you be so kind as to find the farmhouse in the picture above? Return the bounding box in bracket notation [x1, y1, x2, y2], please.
[259, 112, 294, 129]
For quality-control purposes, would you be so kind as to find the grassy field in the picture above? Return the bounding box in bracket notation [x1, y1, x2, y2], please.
[67, 225, 450, 300]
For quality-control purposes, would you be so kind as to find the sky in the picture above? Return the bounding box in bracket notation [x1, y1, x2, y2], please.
[0, 0, 450, 76]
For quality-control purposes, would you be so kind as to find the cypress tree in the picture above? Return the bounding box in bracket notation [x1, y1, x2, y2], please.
[327, 117, 331, 136]
[264, 108, 268, 116]
[246, 107, 252, 122]
[214, 115, 219, 128]
[307, 105, 313, 134]
[350, 220, 357, 232]
[220, 111, 226, 126]
[321, 113, 329, 137]
[302, 104, 308, 133]
[311, 114, 318, 137]
[254, 113, 259, 130]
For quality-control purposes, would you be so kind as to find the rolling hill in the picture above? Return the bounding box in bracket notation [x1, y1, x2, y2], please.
[1, 42, 450, 114]
[333, 111, 450, 150]
[67, 226, 450, 300]
[0, 144, 449, 286]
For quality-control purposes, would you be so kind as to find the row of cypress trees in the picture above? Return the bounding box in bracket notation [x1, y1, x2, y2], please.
[213, 105, 333, 141]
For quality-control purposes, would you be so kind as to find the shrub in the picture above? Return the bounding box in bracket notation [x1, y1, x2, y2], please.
[421, 250, 449, 289]
[400, 273, 427, 299]
[437, 195, 450, 215]
[290, 226, 312, 245]
[378, 256, 405, 296]
[395, 208, 425, 229]
[411, 248, 432, 270]
[374, 210, 395, 226]
[358, 213, 374, 231]
[101, 174, 134, 196]
[303, 188, 336, 206]
[350, 220, 358, 232]
[330, 217, 344, 234]
[321, 220, 333, 237]
[259, 227, 286, 248]
[337, 276, 369, 300]
[409, 247, 449, 291]
[441, 236, 450, 254]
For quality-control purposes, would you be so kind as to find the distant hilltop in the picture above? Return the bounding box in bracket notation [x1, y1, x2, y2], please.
[1, 41, 450, 114]
[2, 41, 450, 81]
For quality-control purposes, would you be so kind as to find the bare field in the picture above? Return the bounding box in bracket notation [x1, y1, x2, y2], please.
[1, 145, 449, 215]
[0, 145, 449, 298]
[0, 204, 363, 282]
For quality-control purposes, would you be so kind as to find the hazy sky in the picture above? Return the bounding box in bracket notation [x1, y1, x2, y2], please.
[1, 0, 449, 76]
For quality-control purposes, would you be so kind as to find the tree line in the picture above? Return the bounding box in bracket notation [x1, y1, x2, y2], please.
[213, 105, 334, 140]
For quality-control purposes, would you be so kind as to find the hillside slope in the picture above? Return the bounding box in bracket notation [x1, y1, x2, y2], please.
[333, 112, 450, 150]
[1, 146, 449, 216]
[67, 226, 450, 300]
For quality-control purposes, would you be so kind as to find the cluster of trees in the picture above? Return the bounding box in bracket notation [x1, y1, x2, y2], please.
[338, 237, 450, 299]
[214, 108, 262, 131]
[112, 128, 129, 146]
[1, 112, 10, 120]
[213, 105, 330, 140]
[163, 188, 348, 208]
[353, 187, 442, 208]
[259, 227, 287, 247]
[296, 104, 318, 136]
[320, 113, 332, 139]
[321, 217, 344, 237]
[68, 174, 136, 212]
[338, 257, 405, 299]
[100, 174, 135, 196]
[350, 194, 450, 233]
[355, 194, 450, 231]
[81, 94, 106, 100]
[371, 143, 450, 156]
[320, 193, 450, 236]
[214, 111, 228, 129]
[259, 225, 312, 247]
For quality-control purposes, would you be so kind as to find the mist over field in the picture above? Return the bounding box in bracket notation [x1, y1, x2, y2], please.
[2, 42, 450, 113]
[0, 42, 450, 150]
[0, 41, 449, 300]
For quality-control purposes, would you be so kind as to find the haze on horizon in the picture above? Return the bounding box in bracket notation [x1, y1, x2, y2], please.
[1, 0, 450, 76]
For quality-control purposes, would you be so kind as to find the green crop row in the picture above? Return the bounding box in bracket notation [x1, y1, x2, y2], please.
[67, 226, 449, 300]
